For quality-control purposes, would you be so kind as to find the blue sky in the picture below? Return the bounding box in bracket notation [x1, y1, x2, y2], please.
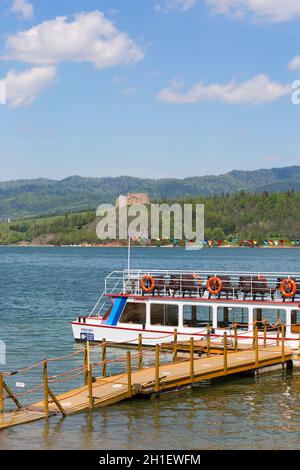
[0, 0, 300, 181]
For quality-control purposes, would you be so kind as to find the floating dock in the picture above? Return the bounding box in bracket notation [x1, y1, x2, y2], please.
[0, 330, 294, 431]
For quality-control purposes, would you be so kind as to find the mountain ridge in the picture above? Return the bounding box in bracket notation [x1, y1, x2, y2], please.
[1, 166, 300, 219]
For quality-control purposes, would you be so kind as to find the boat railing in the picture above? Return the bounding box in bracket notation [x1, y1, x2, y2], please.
[104, 269, 300, 303]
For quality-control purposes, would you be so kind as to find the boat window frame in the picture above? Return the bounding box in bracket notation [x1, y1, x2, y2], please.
[118, 301, 147, 326]
[253, 307, 286, 328]
[150, 302, 179, 327]
[216, 306, 249, 329]
[291, 309, 300, 334]
[182, 304, 213, 328]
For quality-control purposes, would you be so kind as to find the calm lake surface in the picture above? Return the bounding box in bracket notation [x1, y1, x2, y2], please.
[0, 246, 300, 450]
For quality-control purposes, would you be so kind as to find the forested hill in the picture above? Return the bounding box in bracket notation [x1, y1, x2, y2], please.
[1, 191, 300, 246]
[1, 166, 300, 219]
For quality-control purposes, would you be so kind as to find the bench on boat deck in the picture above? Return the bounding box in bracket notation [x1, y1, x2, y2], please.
[239, 276, 276, 300]
[151, 276, 173, 296]
[276, 277, 300, 301]
[169, 274, 206, 298]
[208, 275, 239, 299]
[140, 276, 172, 296]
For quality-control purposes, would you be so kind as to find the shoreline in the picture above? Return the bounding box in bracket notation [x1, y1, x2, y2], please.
[1, 244, 300, 249]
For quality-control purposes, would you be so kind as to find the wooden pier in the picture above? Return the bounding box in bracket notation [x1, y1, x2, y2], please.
[0, 327, 294, 431]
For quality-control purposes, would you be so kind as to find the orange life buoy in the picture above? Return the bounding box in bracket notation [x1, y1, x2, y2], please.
[141, 275, 155, 293]
[207, 276, 222, 295]
[280, 278, 297, 298]
[192, 273, 202, 286]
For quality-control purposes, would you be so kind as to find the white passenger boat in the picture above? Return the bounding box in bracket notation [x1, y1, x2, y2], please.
[72, 270, 300, 351]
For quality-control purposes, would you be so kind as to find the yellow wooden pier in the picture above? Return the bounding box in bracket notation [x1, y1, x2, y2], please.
[0, 327, 294, 431]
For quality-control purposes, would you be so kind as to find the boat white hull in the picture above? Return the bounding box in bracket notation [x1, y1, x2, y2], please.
[71, 320, 300, 350]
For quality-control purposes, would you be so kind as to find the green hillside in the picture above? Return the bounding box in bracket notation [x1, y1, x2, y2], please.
[1, 190, 300, 245]
[1, 166, 300, 219]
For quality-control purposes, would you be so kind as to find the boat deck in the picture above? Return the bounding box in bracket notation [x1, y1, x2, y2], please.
[0, 345, 292, 431]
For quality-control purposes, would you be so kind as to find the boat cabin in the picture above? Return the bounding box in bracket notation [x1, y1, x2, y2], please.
[72, 270, 300, 348]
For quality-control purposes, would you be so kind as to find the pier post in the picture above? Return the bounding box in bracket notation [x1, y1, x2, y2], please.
[281, 324, 285, 363]
[277, 326, 280, 347]
[138, 334, 143, 370]
[102, 338, 107, 377]
[234, 323, 238, 352]
[84, 344, 88, 385]
[0, 373, 4, 412]
[87, 341, 93, 409]
[173, 329, 177, 363]
[264, 322, 267, 348]
[252, 321, 256, 346]
[43, 359, 49, 416]
[155, 344, 160, 393]
[190, 337, 194, 381]
[127, 352, 132, 397]
[207, 327, 211, 357]
[223, 333, 227, 374]
[255, 326, 259, 368]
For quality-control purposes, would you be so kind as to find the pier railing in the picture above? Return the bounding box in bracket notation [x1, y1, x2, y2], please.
[104, 270, 300, 303]
[1, 322, 299, 419]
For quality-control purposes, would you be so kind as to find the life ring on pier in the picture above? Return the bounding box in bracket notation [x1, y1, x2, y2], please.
[280, 278, 297, 298]
[207, 276, 222, 295]
[192, 273, 202, 286]
[141, 275, 155, 293]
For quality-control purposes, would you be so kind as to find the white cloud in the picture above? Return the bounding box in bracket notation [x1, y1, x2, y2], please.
[206, 0, 300, 23]
[289, 56, 300, 71]
[3, 11, 144, 68]
[154, 0, 197, 13]
[122, 87, 137, 96]
[11, 0, 33, 20]
[158, 75, 291, 105]
[3, 66, 57, 107]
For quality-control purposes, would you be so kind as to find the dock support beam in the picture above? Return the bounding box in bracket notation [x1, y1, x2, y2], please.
[47, 387, 66, 416]
[43, 359, 49, 416]
[255, 327, 259, 367]
[234, 323, 238, 352]
[102, 339, 107, 378]
[223, 333, 227, 374]
[281, 324, 285, 363]
[173, 329, 177, 363]
[155, 344, 160, 392]
[138, 334, 143, 370]
[0, 373, 4, 412]
[84, 345, 88, 385]
[87, 341, 93, 409]
[127, 352, 132, 397]
[207, 326, 211, 357]
[2, 379, 22, 410]
[190, 338, 194, 381]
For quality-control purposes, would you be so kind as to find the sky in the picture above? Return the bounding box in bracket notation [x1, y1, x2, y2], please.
[0, 0, 300, 181]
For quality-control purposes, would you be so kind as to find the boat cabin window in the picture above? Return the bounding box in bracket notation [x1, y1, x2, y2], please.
[150, 304, 178, 327]
[291, 310, 300, 334]
[119, 303, 146, 325]
[253, 308, 285, 330]
[183, 305, 212, 327]
[217, 307, 248, 328]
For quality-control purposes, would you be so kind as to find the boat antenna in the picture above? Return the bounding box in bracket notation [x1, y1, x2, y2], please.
[127, 234, 131, 272]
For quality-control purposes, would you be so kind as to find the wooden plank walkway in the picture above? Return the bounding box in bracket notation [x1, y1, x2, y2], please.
[0, 345, 292, 431]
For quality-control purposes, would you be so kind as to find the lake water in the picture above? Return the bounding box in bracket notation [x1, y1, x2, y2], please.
[0, 246, 300, 450]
